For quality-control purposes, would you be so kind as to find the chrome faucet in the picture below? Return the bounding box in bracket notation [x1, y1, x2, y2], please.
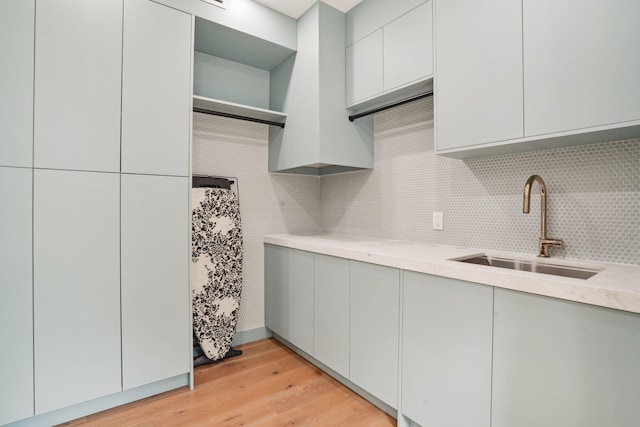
[523, 175, 563, 257]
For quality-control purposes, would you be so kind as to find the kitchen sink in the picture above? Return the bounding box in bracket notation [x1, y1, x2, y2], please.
[454, 254, 600, 280]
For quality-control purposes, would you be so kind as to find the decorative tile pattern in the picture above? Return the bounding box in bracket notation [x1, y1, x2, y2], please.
[320, 98, 640, 265]
[193, 112, 320, 333]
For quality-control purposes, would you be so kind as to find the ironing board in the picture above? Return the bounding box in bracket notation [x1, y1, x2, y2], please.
[191, 186, 243, 362]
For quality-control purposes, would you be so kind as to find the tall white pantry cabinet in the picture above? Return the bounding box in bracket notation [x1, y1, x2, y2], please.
[0, 0, 192, 425]
[0, 1, 36, 425]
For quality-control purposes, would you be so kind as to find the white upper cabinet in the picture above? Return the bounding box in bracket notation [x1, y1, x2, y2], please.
[346, 1, 433, 108]
[383, 1, 433, 92]
[346, 29, 383, 106]
[0, 0, 34, 168]
[434, 0, 523, 151]
[435, 0, 640, 158]
[34, 0, 122, 172]
[122, 0, 192, 177]
[523, 0, 640, 136]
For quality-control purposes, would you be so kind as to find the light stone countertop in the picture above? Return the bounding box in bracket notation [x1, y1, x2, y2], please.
[264, 233, 640, 315]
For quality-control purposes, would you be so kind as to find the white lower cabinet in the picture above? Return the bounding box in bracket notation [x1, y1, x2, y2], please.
[266, 244, 640, 426]
[350, 261, 400, 409]
[401, 272, 493, 427]
[264, 245, 314, 355]
[313, 254, 350, 378]
[33, 170, 122, 414]
[0, 168, 33, 425]
[121, 174, 190, 390]
[492, 288, 640, 427]
[265, 249, 401, 409]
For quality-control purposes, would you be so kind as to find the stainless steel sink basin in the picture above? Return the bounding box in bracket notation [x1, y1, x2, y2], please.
[455, 254, 600, 280]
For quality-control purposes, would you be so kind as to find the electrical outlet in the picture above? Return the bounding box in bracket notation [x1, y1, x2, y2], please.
[433, 212, 443, 230]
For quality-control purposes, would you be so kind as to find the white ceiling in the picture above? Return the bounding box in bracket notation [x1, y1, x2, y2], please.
[253, 0, 365, 18]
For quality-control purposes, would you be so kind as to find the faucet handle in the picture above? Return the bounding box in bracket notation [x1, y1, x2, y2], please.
[538, 238, 563, 257]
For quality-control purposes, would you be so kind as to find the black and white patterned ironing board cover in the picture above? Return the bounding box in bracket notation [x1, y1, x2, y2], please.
[191, 187, 243, 361]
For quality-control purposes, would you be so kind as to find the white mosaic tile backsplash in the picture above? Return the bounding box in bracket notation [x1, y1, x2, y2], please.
[320, 97, 640, 266]
[192, 112, 320, 333]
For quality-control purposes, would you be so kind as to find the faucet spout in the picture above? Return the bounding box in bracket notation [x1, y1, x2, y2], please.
[523, 175, 563, 257]
[523, 175, 547, 238]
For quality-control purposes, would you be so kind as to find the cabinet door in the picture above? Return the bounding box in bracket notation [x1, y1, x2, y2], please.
[33, 170, 121, 414]
[314, 254, 350, 378]
[350, 261, 399, 409]
[383, 1, 433, 92]
[346, 29, 383, 106]
[33, 0, 122, 172]
[122, 0, 191, 177]
[121, 174, 190, 390]
[264, 245, 314, 355]
[493, 289, 640, 427]
[402, 272, 492, 427]
[0, 0, 34, 168]
[523, 0, 640, 136]
[0, 168, 33, 425]
[434, 0, 523, 151]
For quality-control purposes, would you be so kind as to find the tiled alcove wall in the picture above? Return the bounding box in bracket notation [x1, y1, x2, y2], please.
[320, 97, 639, 266]
[192, 112, 320, 333]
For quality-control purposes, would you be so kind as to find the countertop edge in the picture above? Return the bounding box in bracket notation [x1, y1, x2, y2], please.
[264, 234, 640, 315]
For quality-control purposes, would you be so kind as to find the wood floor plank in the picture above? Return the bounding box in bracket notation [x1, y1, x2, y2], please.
[59, 338, 396, 426]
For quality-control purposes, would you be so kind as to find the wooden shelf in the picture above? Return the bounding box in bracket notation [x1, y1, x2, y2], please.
[193, 95, 286, 126]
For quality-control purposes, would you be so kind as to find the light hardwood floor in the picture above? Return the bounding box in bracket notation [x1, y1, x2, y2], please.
[61, 338, 396, 426]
